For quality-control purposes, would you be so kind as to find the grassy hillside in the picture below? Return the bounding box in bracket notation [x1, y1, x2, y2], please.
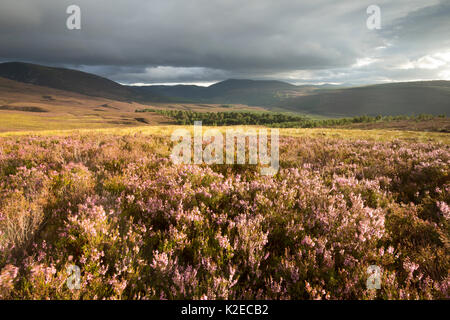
[0, 77, 174, 131]
[0, 62, 142, 101]
[1, 62, 449, 118]
[0, 77, 267, 132]
[280, 81, 450, 116]
[129, 79, 314, 106]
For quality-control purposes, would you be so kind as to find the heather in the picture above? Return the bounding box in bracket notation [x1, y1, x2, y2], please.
[0, 131, 448, 299]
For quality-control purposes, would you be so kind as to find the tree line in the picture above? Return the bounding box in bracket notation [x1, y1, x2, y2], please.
[136, 108, 446, 127]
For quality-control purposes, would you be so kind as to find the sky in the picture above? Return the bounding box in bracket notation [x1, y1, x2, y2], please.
[0, 0, 449, 86]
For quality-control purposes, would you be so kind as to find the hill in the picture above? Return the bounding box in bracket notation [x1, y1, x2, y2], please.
[279, 81, 450, 116]
[0, 76, 175, 132]
[134, 79, 450, 116]
[130, 84, 208, 102]
[128, 79, 314, 106]
[1, 62, 449, 117]
[0, 76, 265, 132]
[0, 62, 144, 101]
[204, 79, 301, 105]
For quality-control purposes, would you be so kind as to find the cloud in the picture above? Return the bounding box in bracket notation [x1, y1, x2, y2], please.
[0, 0, 448, 84]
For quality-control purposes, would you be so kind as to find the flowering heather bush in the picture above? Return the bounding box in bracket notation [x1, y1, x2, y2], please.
[0, 132, 448, 299]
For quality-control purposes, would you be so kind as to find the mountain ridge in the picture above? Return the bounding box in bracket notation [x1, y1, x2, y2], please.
[1, 61, 449, 116]
[280, 81, 450, 116]
[0, 62, 142, 101]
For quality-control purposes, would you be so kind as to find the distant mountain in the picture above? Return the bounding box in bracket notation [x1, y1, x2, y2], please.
[128, 79, 313, 106]
[205, 79, 300, 105]
[279, 81, 450, 116]
[207, 79, 296, 91]
[0, 62, 150, 101]
[1, 62, 448, 116]
[130, 84, 208, 102]
[130, 79, 450, 115]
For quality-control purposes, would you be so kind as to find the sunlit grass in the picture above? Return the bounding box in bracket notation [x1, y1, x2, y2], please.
[0, 113, 124, 132]
[1, 124, 448, 144]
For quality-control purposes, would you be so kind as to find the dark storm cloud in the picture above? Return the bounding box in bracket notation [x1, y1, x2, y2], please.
[381, 1, 450, 57]
[0, 0, 449, 84]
